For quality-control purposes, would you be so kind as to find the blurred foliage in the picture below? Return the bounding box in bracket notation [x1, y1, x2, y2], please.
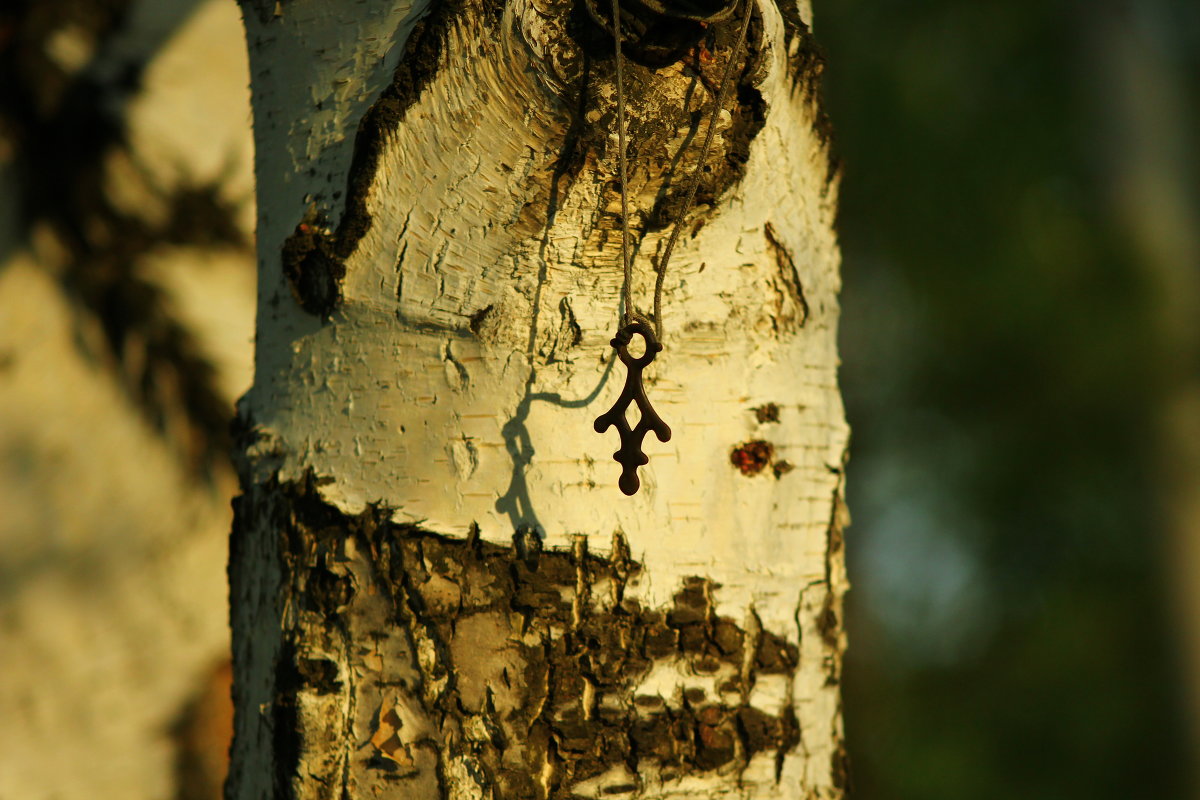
[817, 0, 1198, 797]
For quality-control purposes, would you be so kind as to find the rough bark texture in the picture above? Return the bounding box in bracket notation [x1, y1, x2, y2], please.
[230, 0, 846, 796]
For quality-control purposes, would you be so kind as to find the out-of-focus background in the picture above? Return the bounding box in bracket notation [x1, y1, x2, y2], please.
[817, 0, 1200, 797]
[0, 1, 252, 797]
[0, 0, 1196, 797]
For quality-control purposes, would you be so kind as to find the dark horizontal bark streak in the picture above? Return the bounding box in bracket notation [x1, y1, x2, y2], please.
[231, 471, 807, 799]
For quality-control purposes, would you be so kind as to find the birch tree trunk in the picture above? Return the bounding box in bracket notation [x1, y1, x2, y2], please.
[229, 0, 847, 796]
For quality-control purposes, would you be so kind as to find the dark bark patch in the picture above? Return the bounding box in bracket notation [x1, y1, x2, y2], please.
[304, 556, 356, 618]
[755, 629, 799, 674]
[295, 657, 342, 695]
[272, 640, 305, 800]
[763, 221, 810, 330]
[774, 0, 838, 184]
[774, 704, 801, 781]
[281, 216, 345, 318]
[339, 0, 462, 250]
[774, 0, 821, 90]
[816, 603, 839, 651]
[643, 23, 768, 234]
[579, 0, 712, 67]
[831, 737, 853, 792]
[237, 475, 812, 798]
[730, 440, 773, 476]
[468, 304, 496, 337]
[752, 402, 780, 423]
[557, 0, 767, 246]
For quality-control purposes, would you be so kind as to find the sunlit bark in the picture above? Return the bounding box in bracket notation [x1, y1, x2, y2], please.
[230, 0, 848, 796]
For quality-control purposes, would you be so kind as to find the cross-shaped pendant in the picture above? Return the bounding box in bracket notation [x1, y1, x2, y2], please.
[594, 319, 672, 495]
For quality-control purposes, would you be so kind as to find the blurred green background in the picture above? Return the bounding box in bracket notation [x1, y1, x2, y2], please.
[816, 0, 1200, 797]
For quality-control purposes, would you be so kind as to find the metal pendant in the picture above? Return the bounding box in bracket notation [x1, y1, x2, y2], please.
[594, 319, 672, 495]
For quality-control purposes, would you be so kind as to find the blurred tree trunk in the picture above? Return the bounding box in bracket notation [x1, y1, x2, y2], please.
[229, 0, 848, 797]
[1086, 7, 1200, 791]
[0, 1, 253, 797]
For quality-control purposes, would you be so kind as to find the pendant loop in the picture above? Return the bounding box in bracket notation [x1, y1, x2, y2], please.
[594, 319, 672, 495]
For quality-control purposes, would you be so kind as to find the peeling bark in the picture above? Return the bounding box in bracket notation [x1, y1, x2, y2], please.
[231, 0, 847, 795]
[234, 474, 814, 798]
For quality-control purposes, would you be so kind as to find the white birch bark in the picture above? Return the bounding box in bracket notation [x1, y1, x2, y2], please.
[231, 0, 848, 795]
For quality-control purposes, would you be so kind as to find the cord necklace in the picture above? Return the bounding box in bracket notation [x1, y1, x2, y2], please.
[593, 0, 752, 495]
